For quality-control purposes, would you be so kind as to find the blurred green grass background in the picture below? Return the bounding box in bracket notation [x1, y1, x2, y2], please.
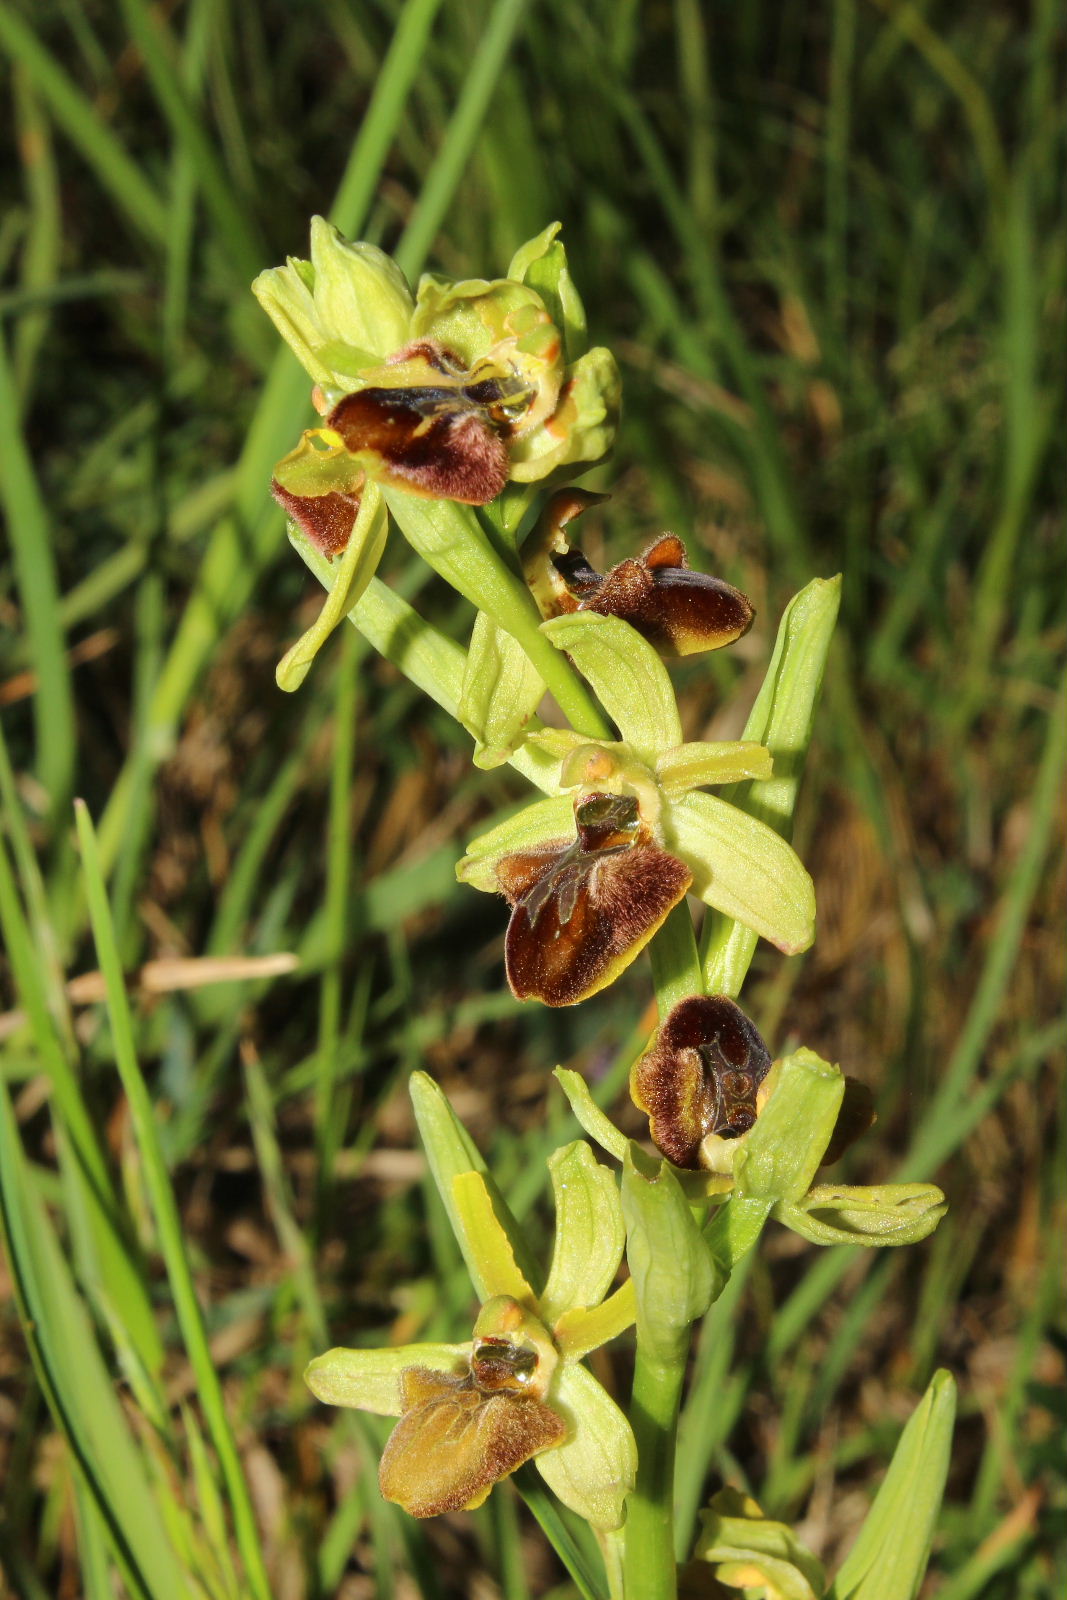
[0, 1, 1063, 1596]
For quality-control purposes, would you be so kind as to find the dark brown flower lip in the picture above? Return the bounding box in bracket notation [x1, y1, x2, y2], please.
[315, 340, 536, 507]
[631, 994, 772, 1168]
[497, 791, 692, 1007]
[527, 490, 754, 655]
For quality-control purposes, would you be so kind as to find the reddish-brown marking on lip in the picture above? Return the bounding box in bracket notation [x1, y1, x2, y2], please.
[271, 477, 363, 558]
[497, 793, 692, 1007]
[631, 994, 772, 1168]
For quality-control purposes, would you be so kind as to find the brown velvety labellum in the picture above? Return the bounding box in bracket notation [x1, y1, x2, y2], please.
[586, 537, 754, 656]
[550, 533, 754, 656]
[498, 793, 692, 1007]
[271, 477, 361, 558]
[327, 387, 511, 505]
[378, 1365, 565, 1518]
[632, 994, 772, 1168]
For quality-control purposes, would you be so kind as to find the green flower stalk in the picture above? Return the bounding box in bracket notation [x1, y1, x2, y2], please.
[249, 221, 953, 1600]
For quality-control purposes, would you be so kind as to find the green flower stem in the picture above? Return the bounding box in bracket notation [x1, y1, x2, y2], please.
[648, 901, 703, 1020]
[623, 1340, 685, 1600]
[384, 490, 613, 740]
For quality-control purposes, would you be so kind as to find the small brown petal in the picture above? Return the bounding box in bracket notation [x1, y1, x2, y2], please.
[581, 536, 754, 656]
[499, 792, 692, 1007]
[378, 1366, 566, 1518]
[271, 478, 362, 558]
[631, 995, 772, 1169]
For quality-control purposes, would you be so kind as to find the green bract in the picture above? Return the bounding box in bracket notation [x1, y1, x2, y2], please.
[826, 1371, 957, 1600]
[305, 1073, 637, 1531]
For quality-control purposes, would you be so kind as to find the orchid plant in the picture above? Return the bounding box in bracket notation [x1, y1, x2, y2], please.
[253, 220, 956, 1600]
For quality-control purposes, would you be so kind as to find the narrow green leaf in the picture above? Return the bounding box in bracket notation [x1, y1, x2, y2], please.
[0, 329, 75, 809]
[74, 804, 273, 1600]
[827, 1370, 957, 1600]
[0, 1082, 185, 1600]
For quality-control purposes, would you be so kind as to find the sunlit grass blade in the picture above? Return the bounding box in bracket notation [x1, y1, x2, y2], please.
[74, 800, 273, 1600]
[394, 0, 533, 279]
[0, 1079, 186, 1600]
[0, 329, 75, 812]
[0, 795, 163, 1377]
[0, 5, 167, 244]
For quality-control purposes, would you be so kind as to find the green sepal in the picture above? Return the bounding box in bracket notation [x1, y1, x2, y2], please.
[774, 1183, 948, 1248]
[655, 740, 773, 797]
[695, 1488, 827, 1600]
[703, 575, 841, 994]
[539, 1142, 625, 1325]
[665, 791, 816, 954]
[508, 222, 589, 363]
[508, 344, 621, 482]
[276, 483, 387, 691]
[536, 1360, 637, 1531]
[705, 1049, 845, 1271]
[452, 1172, 538, 1307]
[552, 1067, 629, 1162]
[252, 217, 413, 386]
[621, 1143, 723, 1363]
[456, 795, 573, 892]
[542, 611, 683, 759]
[460, 611, 546, 768]
[409, 1073, 542, 1299]
[736, 1050, 845, 1203]
[306, 216, 414, 362]
[304, 1342, 468, 1417]
[826, 1370, 957, 1600]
